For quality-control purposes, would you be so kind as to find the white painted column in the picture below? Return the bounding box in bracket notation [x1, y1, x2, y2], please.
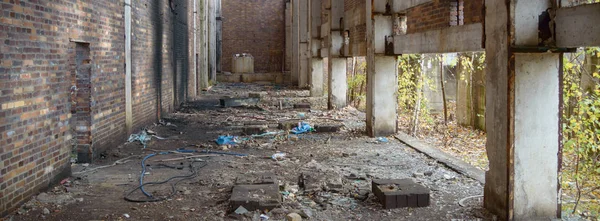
[124, 0, 132, 134]
[328, 58, 347, 109]
[310, 58, 324, 96]
[366, 56, 398, 137]
[327, 0, 346, 109]
[365, 8, 398, 137]
[484, 0, 561, 219]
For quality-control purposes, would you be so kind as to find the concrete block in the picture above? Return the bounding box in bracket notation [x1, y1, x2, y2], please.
[242, 125, 268, 135]
[278, 121, 299, 130]
[220, 97, 260, 107]
[293, 103, 311, 109]
[230, 184, 281, 211]
[314, 124, 343, 133]
[372, 179, 430, 209]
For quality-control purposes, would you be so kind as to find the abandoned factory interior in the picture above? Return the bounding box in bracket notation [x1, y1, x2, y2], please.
[1, 0, 600, 220]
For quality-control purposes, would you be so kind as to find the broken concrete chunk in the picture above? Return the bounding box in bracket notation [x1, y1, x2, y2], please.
[220, 97, 260, 107]
[314, 124, 343, 133]
[278, 121, 299, 130]
[234, 206, 249, 215]
[230, 184, 281, 211]
[372, 179, 430, 209]
[293, 103, 311, 109]
[242, 125, 268, 135]
[285, 213, 302, 221]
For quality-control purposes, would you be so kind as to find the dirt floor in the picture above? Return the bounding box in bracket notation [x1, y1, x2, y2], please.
[4, 83, 494, 221]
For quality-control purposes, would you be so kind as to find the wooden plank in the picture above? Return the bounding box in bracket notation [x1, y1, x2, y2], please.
[556, 3, 600, 47]
[393, 23, 483, 54]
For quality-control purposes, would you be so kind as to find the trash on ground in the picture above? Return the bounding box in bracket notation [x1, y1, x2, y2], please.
[376, 137, 389, 143]
[260, 214, 269, 220]
[291, 122, 313, 134]
[271, 152, 286, 161]
[234, 206, 249, 215]
[216, 135, 238, 145]
[127, 130, 152, 148]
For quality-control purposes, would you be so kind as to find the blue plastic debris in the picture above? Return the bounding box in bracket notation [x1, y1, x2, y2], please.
[128, 130, 152, 148]
[216, 135, 238, 145]
[376, 137, 389, 143]
[291, 122, 313, 134]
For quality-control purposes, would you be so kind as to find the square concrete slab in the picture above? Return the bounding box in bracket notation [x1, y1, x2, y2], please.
[372, 179, 430, 209]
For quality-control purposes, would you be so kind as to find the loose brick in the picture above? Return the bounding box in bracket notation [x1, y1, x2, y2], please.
[372, 179, 431, 209]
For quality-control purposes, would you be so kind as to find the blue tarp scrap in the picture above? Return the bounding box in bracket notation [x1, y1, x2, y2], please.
[291, 122, 314, 134]
[216, 135, 238, 145]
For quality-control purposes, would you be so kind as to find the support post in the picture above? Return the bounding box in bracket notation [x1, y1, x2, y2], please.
[309, 0, 324, 97]
[198, 0, 210, 91]
[291, 0, 300, 85]
[299, 0, 310, 88]
[328, 58, 347, 109]
[365, 6, 398, 137]
[327, 0, 347, 109]
[124, 0, 132, 134]
[484, 0, 561, 219]
[208, 0, 217, 83]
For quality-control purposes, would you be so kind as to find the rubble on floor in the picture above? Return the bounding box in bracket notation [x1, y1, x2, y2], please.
[6, 83, 494, 221]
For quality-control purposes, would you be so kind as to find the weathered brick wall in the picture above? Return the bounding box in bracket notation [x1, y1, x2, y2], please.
[0, 0, 124, 215]
[221, 0, 286, 73]
[406, 0, 453, 33]
[462, 0, 484, 25]
[0, 0, 193, 216]
[406, 0, 483, 33]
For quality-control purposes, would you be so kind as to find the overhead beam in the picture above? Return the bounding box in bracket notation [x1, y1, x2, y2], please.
[556, 3, 600, 47]
[393, 23, 483, 54]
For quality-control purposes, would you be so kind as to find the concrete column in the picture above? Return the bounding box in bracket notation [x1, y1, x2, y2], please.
[208, 0, 217, 82]
[291, 0, 300, 85]
[366, 56, 398, 137]
[285, 2, 292, 73]
[310, 58, 324, 96]
[309, 0, 324, 97]
[198, 0, 210, 91]
[485, 0, 561, 219]
[365, 9, 398, 136]
[328, 58, 347, 109]
[299, 0, 310, 88]
[326, 0, 346, 109]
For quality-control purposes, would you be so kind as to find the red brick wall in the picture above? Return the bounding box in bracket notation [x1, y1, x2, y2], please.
[463, 0, 484, 25]
[0, 0, 193, 216]
[406, 0, 453, 33]
[221, 0, 286, 73]
[406, 0, 483, 34]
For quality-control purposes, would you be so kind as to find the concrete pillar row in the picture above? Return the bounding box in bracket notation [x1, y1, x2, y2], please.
[484, 0, 561, 220]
